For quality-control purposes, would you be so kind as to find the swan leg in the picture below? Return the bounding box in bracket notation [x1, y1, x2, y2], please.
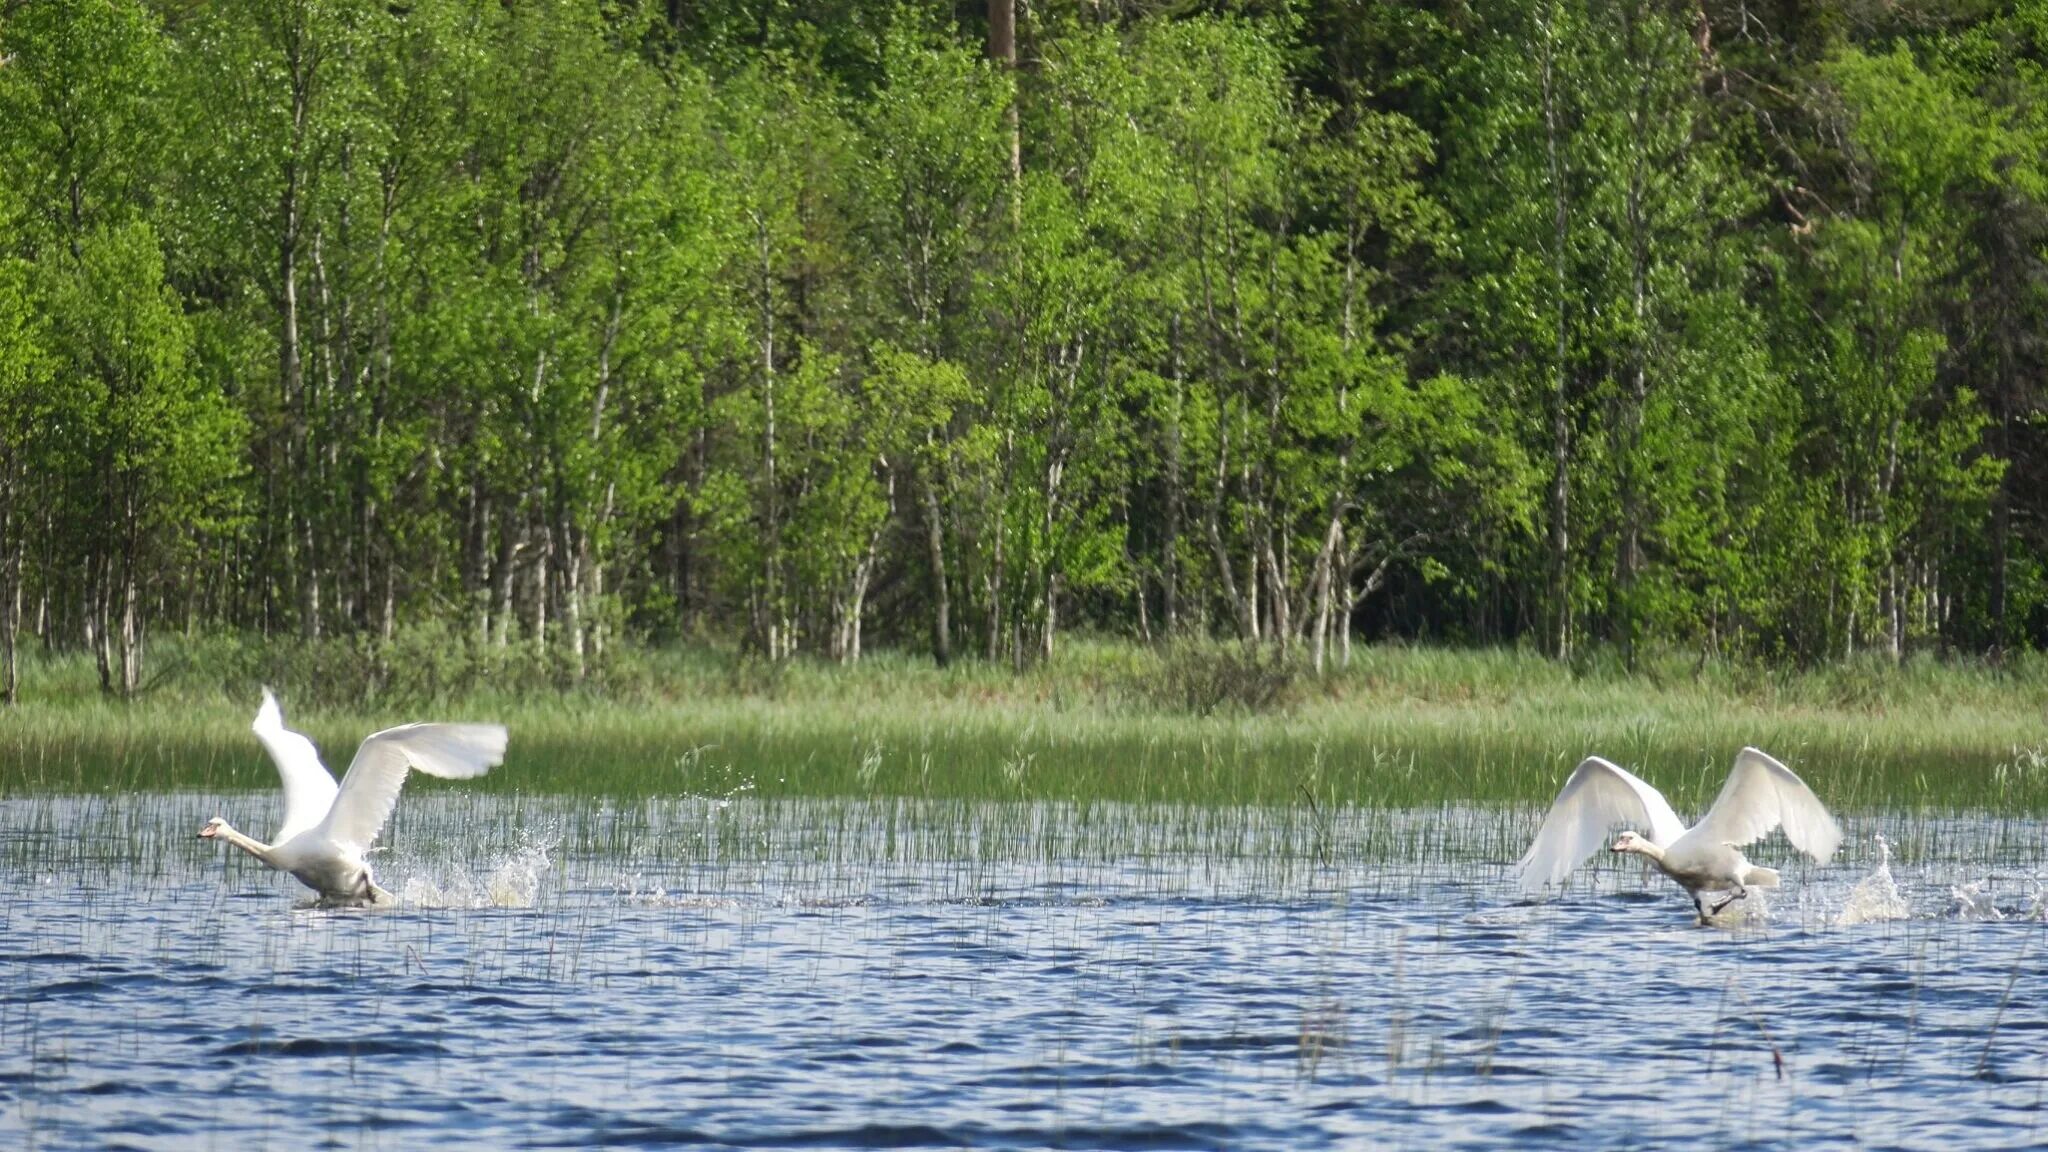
[1707, 886, 1748, 917]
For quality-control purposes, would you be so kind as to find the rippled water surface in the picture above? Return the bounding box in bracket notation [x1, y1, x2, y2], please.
[3, 794, 2045, 1150]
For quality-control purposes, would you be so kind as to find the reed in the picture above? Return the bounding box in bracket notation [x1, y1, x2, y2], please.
[3, 635, 2043, 812]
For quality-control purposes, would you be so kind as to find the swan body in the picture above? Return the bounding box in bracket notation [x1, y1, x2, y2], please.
[199, 689, 508, 906]
[1517, 747, 1841, 921]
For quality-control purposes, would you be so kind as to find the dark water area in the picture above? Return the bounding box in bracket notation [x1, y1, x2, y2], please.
[1, 794, 2043, 1150]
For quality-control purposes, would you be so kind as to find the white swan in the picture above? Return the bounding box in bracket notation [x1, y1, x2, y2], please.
[1517, 747, 1842, 921]
[198, 689, 508, 906]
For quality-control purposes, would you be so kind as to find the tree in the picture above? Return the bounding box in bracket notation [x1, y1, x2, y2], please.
[39, 223, 243, 695]
[0, 241, 51, 704]
[851, 20, 1008, 663]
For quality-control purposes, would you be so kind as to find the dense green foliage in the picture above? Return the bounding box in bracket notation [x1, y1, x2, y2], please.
[2, 0, 2045, 697]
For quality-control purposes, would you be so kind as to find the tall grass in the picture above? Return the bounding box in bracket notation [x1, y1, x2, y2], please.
[2, 634, 2044, 811]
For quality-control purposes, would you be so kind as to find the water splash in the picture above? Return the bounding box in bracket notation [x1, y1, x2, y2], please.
[615, 872, 670, 904]
[614, 872, 744, 909]
[392, 827, 557, 909]
[1836, 833, 1909, 926]
[1707, 887, 1771, 928]
[1948, 879, 2006, 922]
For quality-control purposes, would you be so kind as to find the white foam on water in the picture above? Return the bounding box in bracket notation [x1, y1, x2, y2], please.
[391, 827, 558, 909]
[1948, 879, 2006, 922]
[1689, 885, 1772, 929]
[616, 872, 668, 902]
[1835, 833, 1910, 927]
[611, 870, 752, 909]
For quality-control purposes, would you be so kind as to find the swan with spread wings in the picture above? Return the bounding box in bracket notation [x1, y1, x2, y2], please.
[198, 689, 508, 906]
[1517, 747, 1841, 921]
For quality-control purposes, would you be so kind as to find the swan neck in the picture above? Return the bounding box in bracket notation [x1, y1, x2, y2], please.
[216, 823, 279, 867]
[1626, 838, 1667, 862]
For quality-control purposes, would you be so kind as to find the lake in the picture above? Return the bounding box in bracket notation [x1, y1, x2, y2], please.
[2, 793, 2044, 1149]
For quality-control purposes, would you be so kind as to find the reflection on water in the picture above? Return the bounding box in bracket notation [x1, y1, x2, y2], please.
[1, 794, 2044, 1150]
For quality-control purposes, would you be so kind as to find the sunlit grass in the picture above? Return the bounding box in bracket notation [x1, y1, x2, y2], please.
[3, 635, 2044, 812]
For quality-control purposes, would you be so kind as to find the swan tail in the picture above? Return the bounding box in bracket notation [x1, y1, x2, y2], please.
[1744, 865, 1781, 888]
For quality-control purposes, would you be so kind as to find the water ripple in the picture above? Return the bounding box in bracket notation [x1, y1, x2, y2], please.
[1, 794, 2044, 1150]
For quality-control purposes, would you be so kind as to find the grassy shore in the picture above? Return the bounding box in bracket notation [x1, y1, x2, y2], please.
[2, 635, 2044, 812]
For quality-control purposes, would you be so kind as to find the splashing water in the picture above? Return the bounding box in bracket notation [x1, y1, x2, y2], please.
[1949, 879, 2006, 922]
[1836, 832, 1909, 926]
[1708, 887, 1772, 927]
[615, 872, 669, 903]
[392, 827, 557, 909]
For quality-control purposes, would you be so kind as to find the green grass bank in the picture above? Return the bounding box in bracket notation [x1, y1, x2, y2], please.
[2, 635, 2044, 813]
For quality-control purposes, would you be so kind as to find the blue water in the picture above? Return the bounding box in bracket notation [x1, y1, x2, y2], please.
[2, 795, 2043, 1149]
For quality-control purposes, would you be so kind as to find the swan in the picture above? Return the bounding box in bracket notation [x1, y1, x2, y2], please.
[198, 689, 508, 906]
[1517, 747, 1842, 921]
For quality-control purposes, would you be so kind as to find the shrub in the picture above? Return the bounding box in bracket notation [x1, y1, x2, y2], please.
[1145, 638, 1303, 716]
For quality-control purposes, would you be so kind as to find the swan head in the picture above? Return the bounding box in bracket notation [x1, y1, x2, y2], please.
[197, 816, 230, 840]
[1611, 830, 1649, 854]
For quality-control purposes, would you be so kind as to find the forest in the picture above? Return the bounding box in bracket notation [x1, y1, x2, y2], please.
[0, 0, 2044, 699]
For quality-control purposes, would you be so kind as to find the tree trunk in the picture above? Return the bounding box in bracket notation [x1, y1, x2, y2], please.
[34, 510, 49, 649]
[921, 465, 951, 666]
[985, 442, 1007, 662]
[1, 530, 17, 706]
[1309, 513, 1342, 675]
[380, 559, 395, 643]
[1243, 503, 1260, 642]
[1341, 593, 1354, 668]
[1205, 420, 1252, 639]
[1538, 2, 1573, 661]
[281, 27, 312, 643]
[529, 516, 550, 648]
[1039, 438, 1066, 663]
[492, 523, 522, 648]
[1263, 537, 1289, 650]
[118, 560, 140, 697]
[0, 461, 14, 703]
[88, 555, 111, 696]
[1618, 0, 1649, 672]
[563, 518, 585, 680]
[988, 0, 1020, 222]
[299, 511, 319, 640]
[1163, 316, 1184, 636]
[756, 219, 782, 659]
[1041, 572, 1059, 662]
[844, 471, 892, 665]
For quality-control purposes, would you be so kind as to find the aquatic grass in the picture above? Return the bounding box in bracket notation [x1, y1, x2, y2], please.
[2, 637, 2044, 814]
[7, 691, 2045, 816]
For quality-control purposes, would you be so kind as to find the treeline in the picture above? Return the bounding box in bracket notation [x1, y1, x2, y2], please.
[0, 0, 2043, 698]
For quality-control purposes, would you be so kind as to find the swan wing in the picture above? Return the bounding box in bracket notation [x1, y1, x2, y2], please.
[1516, 756, 1687, 893]
[317, 721, 508, 853]
[252, 688, 340, 844]
[1690, 747, 1842, 864]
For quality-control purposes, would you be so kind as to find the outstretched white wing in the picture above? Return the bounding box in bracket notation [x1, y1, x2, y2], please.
[1516, 755, 1687, 894]
[1687, 746, 1841, 864]
[317, 721, 508, 853]
[252, 688, 339, 844]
